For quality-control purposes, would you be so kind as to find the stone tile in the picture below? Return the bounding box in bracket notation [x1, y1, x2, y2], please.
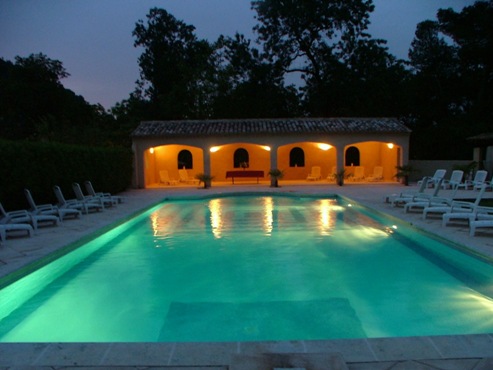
[169, 342, 237, 366]
[305, 339, 377, 363]
[459, 335, 493, 357]
[33, 343, 110, 366]
[0, 343, 50, 366]
[474, 357, 493, 370]
[232, 352, 348, 370]
[239, 341, 305, 354]
[390, 360, 441, 369]
[101, 343, 174, 366]
[368, 337, 441, 361]
[430, 335, 479, 358]
[348, 361, 397, 370]
[239, 340, 305, 355]
[421, 358, 481, 370]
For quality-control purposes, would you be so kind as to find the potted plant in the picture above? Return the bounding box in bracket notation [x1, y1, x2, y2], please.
[195, 173, 214, 189]
[394, 165, 416, 186]
[268, 168, 284, 187]
[335, 169, 346, 186]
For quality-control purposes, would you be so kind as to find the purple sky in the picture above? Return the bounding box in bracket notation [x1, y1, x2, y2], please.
[0, 0, 475, 109]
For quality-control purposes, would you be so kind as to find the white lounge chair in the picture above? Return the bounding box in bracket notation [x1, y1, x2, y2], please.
[73, 182, 114, 209]
[456, 170, 488, 191]
[24, 189, 81, 221]
[442, 185, 493, 226]
[423, 184, 487, 220]
[179, 169, 199, 184]
[367, 166, 383, 182]
[418, 169, 446, 188]
[352, 166, 365, 181]
[470, 214, 493, 236]
[326, 166, 337, 182]
[0, 223, 33, 243]
[0, 202, 59, 230]
[388, 176, 429, 207]
[53, 185, 102, 214]
[306, 166, 322, 181]
[404, 179, 456, 214]
[84, 181, 125, 204]
[441, 170, 463, 190]
[159, 170, 178, 185]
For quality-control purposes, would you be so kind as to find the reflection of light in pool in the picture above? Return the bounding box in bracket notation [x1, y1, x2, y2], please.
[263, 197, 274, 236]
[208, 198, 223, 239]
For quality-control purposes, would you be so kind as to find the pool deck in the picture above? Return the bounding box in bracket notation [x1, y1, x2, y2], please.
[1, 181, 493, 369]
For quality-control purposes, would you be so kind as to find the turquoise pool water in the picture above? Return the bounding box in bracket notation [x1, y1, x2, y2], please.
[1, 194, 493, 342]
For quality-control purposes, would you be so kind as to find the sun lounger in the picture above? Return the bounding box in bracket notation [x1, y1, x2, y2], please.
[24, 189, 81, 221]
[53, 185, 102, 214]
[179, 169, 200, 184]
[423, 184, 487, 220]
[456, 170, 488, 191]
[441, 170, 464, 190]
[470, 215, 493, 236]
[389, 177, 433, 207]
[306, 166, 322, 181]
[84, 181, 125, 204]
[72, 182, 115, 209]
[367, 166, 383, 182]
[418, 169, 446, 188]
[443, 205, 493, 227]
[352, 166, 365, 181]
[0, 202, 59, 230]
[0, 223, 34, 243]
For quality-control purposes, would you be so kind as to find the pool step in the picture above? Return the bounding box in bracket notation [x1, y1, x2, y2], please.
[230, 352, 348, 370]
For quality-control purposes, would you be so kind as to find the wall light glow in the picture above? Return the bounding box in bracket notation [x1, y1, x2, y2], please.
[210, 146, 220, 153]
[318, 143, 332, 151]
[262, 146, 271, 151]
[387, 143, 394, 149]
[149, 147, 155, 154]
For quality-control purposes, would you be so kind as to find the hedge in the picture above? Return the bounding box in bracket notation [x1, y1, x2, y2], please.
[0, 140, 133, 210]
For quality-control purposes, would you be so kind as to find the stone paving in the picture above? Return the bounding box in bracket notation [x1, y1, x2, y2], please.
[1, 181, 493, 369]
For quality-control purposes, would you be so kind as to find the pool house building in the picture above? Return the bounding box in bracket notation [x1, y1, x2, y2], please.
[131, 117, 411, 188]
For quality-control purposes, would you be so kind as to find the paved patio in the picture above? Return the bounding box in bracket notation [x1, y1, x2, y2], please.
[1, 181, 493, 369]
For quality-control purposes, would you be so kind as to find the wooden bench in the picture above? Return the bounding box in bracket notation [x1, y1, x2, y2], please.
[226, 170, 264, 184]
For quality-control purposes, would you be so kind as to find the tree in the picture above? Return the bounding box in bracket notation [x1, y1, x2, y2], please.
[407, 1, 493, 159]
[132, 8, 215, 119]
[437, 0, 493, 126]
[252, 0, 375, 83]
[0, 53, 118, 146]
[212, 33, 300, 118]
[252, 0, 407, 117]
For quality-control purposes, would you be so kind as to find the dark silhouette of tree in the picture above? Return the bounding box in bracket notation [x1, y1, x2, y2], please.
[212, 33, 300, 118]
[251, 0, 407, 117]
[132, 8, 216, 119]
[407, 1, 493, 159]
[0, 53, 116, 146]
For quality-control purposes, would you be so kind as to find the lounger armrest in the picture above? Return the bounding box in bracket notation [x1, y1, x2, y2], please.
[475, 206, 493, 215]
[37, 204, 57, 211]
[7, 210, 30, 217]
[450, 201, 474, 211]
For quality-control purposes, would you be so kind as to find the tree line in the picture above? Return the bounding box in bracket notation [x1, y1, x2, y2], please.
[1, 0, 491, 159]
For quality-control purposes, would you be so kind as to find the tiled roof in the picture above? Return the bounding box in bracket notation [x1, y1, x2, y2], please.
[132, 118, 411, 138]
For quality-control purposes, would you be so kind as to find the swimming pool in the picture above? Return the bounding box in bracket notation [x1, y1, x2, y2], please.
[1, 194, 493, 342]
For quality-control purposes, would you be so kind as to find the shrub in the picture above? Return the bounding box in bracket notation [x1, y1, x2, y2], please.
[0, 140, 133, 209]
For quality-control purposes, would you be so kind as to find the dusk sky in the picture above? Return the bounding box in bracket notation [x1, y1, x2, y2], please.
[0, 0, 476, 109]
